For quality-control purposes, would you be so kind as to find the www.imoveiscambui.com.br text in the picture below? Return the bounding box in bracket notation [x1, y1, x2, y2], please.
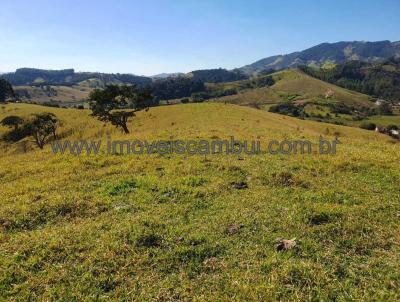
[50, 136, 341, 156]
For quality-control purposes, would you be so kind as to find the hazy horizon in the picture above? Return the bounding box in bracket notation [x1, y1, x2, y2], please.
[1, 0, 399, 76]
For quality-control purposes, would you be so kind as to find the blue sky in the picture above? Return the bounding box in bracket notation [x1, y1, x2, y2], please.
[0, 0, 399, 75]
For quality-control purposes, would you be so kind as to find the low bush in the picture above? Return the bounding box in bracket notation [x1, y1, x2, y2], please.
[359, 122, 376, 131]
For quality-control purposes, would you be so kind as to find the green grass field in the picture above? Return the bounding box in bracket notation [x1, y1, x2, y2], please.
[0, 103, 399, 301]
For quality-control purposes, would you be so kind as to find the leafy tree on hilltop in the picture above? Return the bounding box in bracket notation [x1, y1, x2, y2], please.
[89, 84, 153, 134]
[0, 79, 15, 102]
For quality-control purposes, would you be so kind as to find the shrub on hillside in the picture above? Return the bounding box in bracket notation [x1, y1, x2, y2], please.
[328, 103, 352, 115]
[42, 101, 60, 108]
[191, 92, 209, 103]
[359, 122, 376, 131]
[1, 116, 24, 130]
[2, 125, 31, 142]
[251, 76, 275, 88]
[269, 103, 304, 117]
[387, 124, 398, 131]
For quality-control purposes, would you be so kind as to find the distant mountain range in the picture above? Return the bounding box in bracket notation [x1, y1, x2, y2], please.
[238, 40, 400, 75]
[2, 40, 400, 87]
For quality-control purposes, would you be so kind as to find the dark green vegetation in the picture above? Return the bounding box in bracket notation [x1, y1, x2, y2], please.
[239, 40, 400, 75]
[300, 58, 400, 101]
[190, 68, 247, 83]
[360, 122, 377, 131]
[0, 115, 24, 130]
[269, 103, 304, 117]
[151, 76, 205, 100]
[0, 79, 14, 102]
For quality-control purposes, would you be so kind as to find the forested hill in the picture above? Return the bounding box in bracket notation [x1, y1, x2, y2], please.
[299, 57, 400, 101]
[189, 68, 247, 83]
[1, 68, 248, 102]
[1, 68, 152, 86]
[2, 67, 247, 87]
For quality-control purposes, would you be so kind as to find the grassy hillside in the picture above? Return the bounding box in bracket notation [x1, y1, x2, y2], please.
[209, 69, 374, 109]
[11, 77, 116, 106]
[0, 103, 399, 301]
[13, 84, 91, 106]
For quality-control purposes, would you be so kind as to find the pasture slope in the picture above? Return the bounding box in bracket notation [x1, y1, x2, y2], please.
[211, 69, 374, 109]
[0, 103, 399, 301]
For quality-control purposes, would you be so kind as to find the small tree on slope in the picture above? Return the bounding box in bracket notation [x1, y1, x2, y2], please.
[89, 84, 153, 134]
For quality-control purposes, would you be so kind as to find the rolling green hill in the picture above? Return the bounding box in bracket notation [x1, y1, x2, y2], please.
[209, 69, 374, 109]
